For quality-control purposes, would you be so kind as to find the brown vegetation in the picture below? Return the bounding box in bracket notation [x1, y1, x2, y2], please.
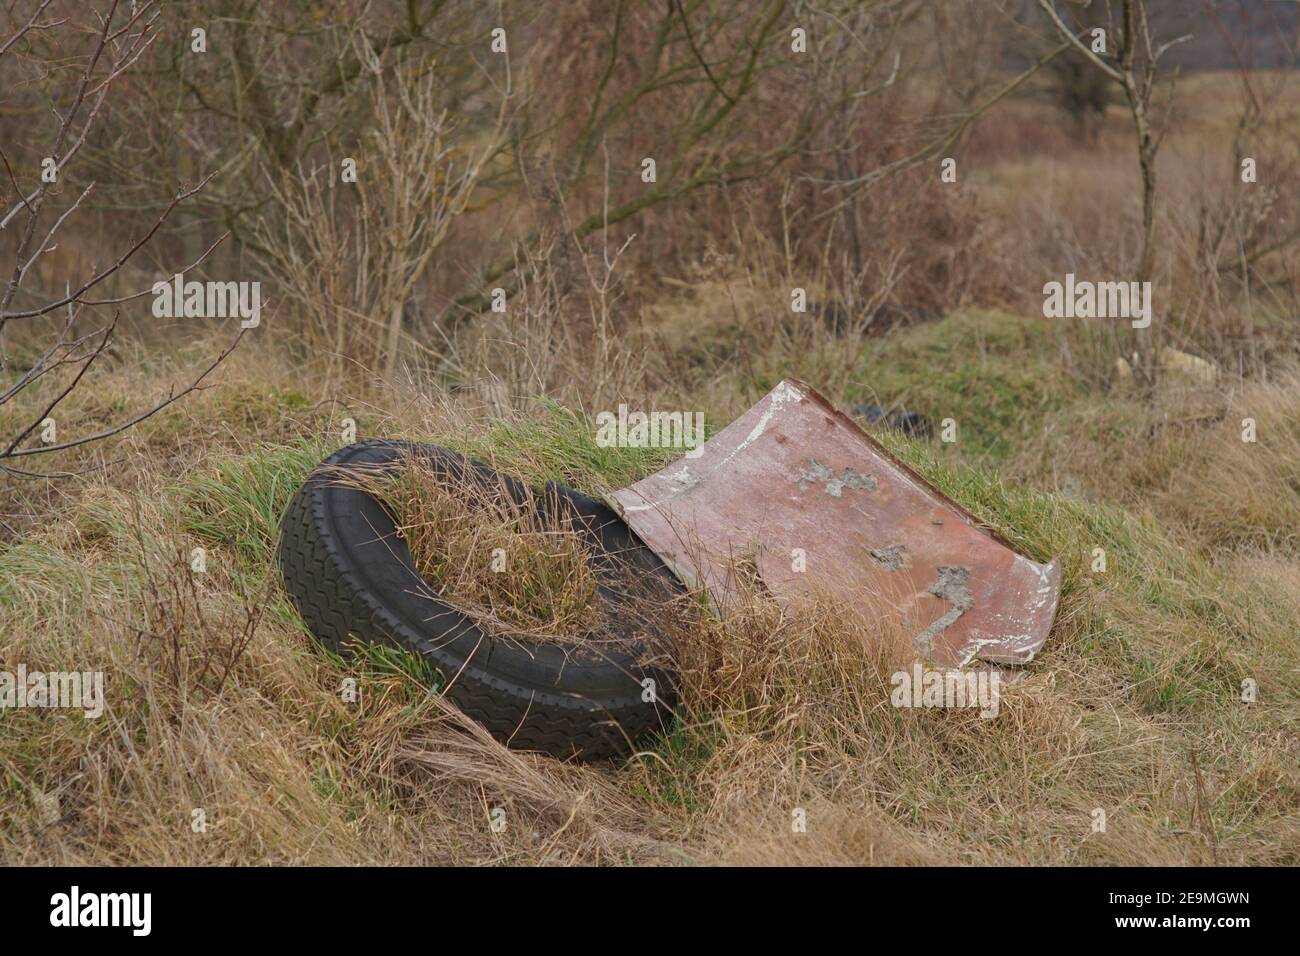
[0, 0, 1296, 866]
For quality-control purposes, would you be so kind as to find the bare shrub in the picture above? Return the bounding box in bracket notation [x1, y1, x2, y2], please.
[253, 55, 500, 381]
[130, 526, 262, 707]
[0, 1, 240, 477]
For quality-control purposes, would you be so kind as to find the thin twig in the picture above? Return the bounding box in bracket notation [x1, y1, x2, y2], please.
[1, 173, 216, 321]
[0, 329, 246, 459]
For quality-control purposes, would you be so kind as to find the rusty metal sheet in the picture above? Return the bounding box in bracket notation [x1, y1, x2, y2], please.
[609, 379, 1061, 667]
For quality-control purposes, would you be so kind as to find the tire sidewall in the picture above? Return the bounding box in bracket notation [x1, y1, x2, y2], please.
[294, 440, 678, 704]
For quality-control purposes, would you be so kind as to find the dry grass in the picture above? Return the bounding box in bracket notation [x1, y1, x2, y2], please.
[2, 311, 1297, 866]
[1, 52, 1298, 866]
[1010, 368, 1300, 555]
[966, 69, 1300, 387]
[338, 451, 600, 640]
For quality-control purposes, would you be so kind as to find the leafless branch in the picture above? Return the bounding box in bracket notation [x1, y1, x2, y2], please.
[0, 0, 62, 59]
[1, 173, 216, 322]
[2, 313, 120, 457]
[0, 329, 246, 460]
[0, 2, 238, 473]
[78, 231, 231, 306]
[1036, 0, 1124, 82]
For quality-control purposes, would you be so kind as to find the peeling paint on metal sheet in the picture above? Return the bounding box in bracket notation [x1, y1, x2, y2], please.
[914, 565, 974, 658]
[869, 544, 908, 570]
[793, 459, 877, 497]
[716, 379, 804, 468]
[610, 379, 1063, 668]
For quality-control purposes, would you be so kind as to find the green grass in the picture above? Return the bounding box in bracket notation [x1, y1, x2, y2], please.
[449, 402, 694, 491]
[3, 308, 1296, 865]
[873, 427, 1265, 716]
[178, 441, 328, 566]
[850, 310, 1080, 464]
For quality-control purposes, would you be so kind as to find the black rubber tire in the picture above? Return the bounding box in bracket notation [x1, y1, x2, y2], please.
[277, 440, 682, 760]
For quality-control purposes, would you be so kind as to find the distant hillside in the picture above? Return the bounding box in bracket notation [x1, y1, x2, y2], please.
[1008, 0, 1298, 71]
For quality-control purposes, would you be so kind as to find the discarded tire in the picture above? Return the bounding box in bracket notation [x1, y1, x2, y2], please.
[277, 440, 682, 760]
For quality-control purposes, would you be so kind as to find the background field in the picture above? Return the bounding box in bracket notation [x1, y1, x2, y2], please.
[0, 0, 1297, 865]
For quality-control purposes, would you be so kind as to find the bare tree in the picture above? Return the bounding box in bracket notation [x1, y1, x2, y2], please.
[94, 0, 1076, 367]
[253, 49, 503, 381]
[1036, 0, 1190, 286]
[450, 0, 1060, 328]
[0, 1, 241, 476]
